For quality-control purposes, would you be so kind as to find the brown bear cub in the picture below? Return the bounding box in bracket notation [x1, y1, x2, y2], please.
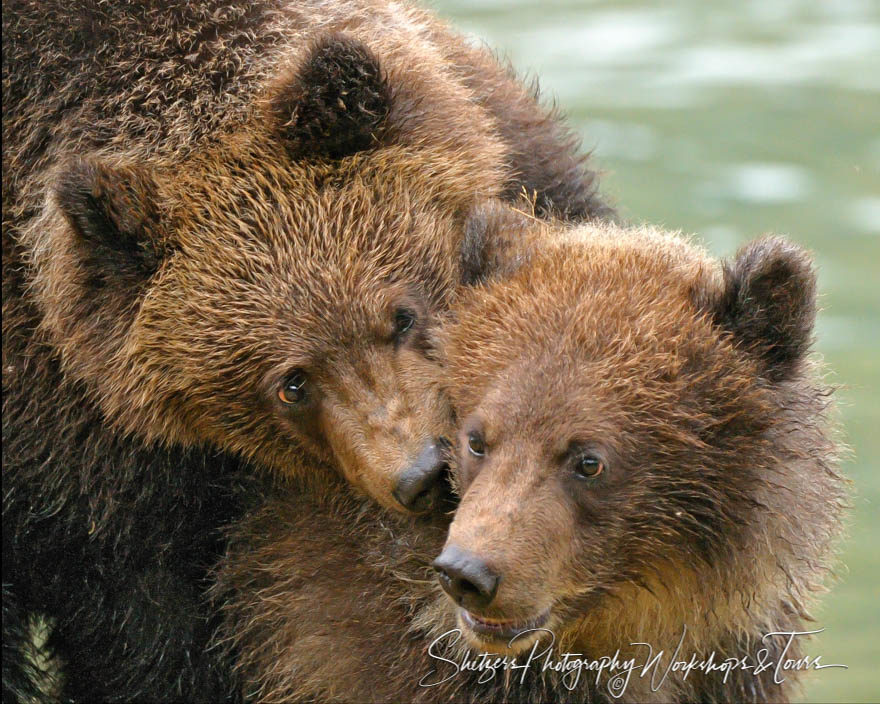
[4, 1, 611, 700]
[215, 206, 846, 703]
[435, 209, 847, 702]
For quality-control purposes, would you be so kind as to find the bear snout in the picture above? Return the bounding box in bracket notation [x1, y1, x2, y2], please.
[392, 438, 453, 513]
[433, 544, 500, 610]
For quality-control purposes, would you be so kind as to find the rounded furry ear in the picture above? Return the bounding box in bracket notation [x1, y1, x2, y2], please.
[704, 236, 817, 382]
[460, 200, 538, 286]
[270, 34, 392, 160]
[34, 157, 173, 391]
[53, 156, 170, 290]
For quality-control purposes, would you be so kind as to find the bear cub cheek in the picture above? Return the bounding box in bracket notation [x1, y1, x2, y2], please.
[283, 346, 455, 515]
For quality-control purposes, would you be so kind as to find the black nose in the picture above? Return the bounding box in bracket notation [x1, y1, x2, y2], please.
[433, 545, 500, 610]
[393, 439, 450, 513]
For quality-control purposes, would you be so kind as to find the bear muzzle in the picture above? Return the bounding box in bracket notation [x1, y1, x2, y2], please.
[392, 438, 453, 513]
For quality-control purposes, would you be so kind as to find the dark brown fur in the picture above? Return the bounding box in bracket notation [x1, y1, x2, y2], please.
[214, 476, 591, 704]
[439, 216, 847, 702]
[3, 1, 611, 699]
[215, 214, 846, 703]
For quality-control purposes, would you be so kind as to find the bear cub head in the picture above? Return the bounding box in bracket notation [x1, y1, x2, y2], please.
[434, 205, 844, 658]
[31, 35, 508, 514]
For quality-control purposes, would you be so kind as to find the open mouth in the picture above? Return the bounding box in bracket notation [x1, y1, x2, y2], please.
[458, 607, 551, 645]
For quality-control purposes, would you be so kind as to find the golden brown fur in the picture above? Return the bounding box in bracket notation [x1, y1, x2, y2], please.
[215, 213, 846, 703]
[439, 214, 847, 702]
[3, 1, 611, 699]
[13, 12, 512, 513]
[30, 134, 479, 511]
[5, 0, 611, 515]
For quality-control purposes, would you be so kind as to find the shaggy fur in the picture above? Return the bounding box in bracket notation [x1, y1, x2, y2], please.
[215, 214, 846, 703]
[3, 1, 611, 700]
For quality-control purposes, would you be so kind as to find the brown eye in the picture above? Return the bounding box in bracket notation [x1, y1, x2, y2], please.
[467, 431, 486, 458]
[278, 370, 308, 405]
[574, 453, 604, 480]
[393, 308, 416, 338]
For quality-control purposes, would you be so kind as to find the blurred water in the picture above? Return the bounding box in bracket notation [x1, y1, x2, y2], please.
[430, 1, 880, 701]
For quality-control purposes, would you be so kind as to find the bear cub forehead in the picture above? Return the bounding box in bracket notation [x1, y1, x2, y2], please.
[445, 223, 737, 426]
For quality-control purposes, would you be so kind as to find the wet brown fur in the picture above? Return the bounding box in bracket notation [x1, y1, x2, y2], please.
[440, 216, 847, 702]
[3, 2, 611, 699]
[215, 214, 846, 703]
[5, 0, 612, 510]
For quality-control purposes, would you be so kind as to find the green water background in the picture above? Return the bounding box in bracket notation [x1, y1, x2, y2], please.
[430, 1, 879, 701]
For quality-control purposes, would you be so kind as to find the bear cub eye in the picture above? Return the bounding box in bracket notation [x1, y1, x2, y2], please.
[393, 307, 417, 339]
[573, 452, 605, 480]
[466, 431, 486, 458]
[278, 369, 308, 405]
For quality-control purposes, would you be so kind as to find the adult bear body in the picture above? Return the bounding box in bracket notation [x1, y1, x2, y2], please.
[3, 1, 610, 701]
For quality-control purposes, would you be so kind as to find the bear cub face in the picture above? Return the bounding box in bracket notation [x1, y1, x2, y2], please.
[434, 209, 837, 655]
[30, 36, 510, 514]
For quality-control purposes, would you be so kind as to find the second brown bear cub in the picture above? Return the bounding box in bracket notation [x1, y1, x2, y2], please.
[216, 206, 845, 703]
[434, 207, 846, 701]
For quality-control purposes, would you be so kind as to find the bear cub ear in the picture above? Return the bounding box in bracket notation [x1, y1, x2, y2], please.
[708, 236, 817, 382]
[460, 200, 538, 286]
[271, 34, 392, 160]
[53, 157, 170, 290]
